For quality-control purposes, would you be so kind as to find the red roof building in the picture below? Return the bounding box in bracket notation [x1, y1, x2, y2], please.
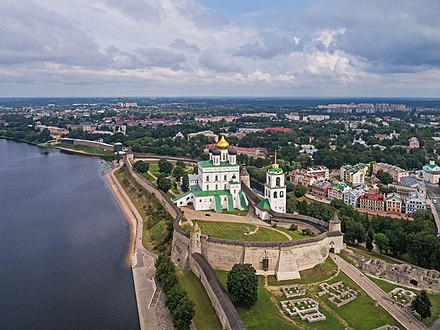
[359, 193, 385, 211]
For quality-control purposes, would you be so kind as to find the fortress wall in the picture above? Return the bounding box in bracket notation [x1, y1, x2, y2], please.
[200, 237, 244, 271]
[73, 139, 114, 151]
[190, 253, 246, 330]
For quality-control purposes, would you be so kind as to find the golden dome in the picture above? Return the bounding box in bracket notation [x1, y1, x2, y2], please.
[217, 135, 229, 150]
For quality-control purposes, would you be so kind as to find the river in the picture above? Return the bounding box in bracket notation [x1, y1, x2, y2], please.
[0, 139, 139, 329]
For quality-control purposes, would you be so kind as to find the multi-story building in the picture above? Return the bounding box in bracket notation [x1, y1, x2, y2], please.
[372, 163, 409, 183]
[340, 164, 369, 186]
[343, 189, 365, 208]
[405, 193, 426, 214]
[359, 193, 385, 211]
[205, 144, 268, 158]
[327, 183, 349, 200]
[188, 130, 218, 141]
[289, 167, 329, 187]
[385, 193, 403, 213]
[310, 180, 332, 198]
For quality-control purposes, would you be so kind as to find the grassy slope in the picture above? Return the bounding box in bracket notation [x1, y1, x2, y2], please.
[368, 275, 440, 326]
[115, 166, 170, 253]
[195, 220, 289, 242]
[177, 270, 222, 330]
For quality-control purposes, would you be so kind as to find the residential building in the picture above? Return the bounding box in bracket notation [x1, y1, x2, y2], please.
[385, 193, 403, 213]
[340, 163, 369, 186]
[343, 189, 364, 208]
[188, 130, 218, 141]
[359, 193, 385, 211]
[372, 163, 409, 183]
[327, 183, 348, 200]
[405, 193, 426, 214]
[289, 167, 329, 187]
[310, 180, 332, 198]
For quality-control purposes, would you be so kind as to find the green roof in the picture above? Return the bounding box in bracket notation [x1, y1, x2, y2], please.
[198, 160, 238, 168]
[229, 181, 241, 185]
[342, 163, 368, 174]
[258, 198, 271, 210]
[331, 183, 346, 191]
[267, 167, 283, 174]
[190, 185, 230, 197]
[424, 163, 439, 169]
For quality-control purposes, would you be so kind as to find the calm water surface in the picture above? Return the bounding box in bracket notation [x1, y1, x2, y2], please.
[0, 139, 139, 329]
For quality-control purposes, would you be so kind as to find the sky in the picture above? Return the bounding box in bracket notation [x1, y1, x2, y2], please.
[1, 0, 440, 97]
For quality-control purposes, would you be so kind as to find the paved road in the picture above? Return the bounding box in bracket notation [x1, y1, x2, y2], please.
[426, 183, 440, 235]
[333, 255, 426, 330]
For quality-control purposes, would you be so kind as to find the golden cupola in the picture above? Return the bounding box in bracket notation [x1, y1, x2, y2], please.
[216, 135, 229, 150]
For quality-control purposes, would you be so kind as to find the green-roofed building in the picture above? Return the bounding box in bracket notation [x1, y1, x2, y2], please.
[173, 135, 248, 211]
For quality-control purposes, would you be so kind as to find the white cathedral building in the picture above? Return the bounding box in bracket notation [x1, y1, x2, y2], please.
[173, 135, 248, 212]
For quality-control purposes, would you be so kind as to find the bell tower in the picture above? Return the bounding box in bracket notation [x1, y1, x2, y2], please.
[264, 152, 286, 213]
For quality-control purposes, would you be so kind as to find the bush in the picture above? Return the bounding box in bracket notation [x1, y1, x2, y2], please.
[289, 224, 298, 231]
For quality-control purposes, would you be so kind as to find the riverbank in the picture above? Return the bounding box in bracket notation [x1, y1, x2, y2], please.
[105, 166, 163, 330]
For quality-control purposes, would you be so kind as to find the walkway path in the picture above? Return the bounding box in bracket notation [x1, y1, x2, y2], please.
[106, 167, 158, 330]
[333, 255, 426, 330]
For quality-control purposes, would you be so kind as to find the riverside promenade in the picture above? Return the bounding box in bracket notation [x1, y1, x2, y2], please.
[106, 167, 159, 330]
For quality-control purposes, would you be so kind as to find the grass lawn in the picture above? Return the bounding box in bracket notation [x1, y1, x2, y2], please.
[142, 171, 156, 183]
[215, 271, 295, 330]
[272, 226, 313, 240]
[177, 270, 222, 330]
[194, 220, 289, 242]
[267, 257, 338, 286]
[56, 143, 114, 156]
[367, 275, 440, 326]
[148, 162, 161, 177]
[221, 209, 249, 216]
[322, 272, 401, 330]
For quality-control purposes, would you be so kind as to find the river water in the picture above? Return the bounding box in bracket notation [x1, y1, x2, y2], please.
[0, 139, 139, 329]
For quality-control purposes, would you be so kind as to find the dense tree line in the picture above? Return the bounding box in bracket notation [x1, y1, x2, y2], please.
[155, 254, 195, 330]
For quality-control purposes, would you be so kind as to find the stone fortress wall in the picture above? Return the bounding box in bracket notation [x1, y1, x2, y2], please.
[123, 155, 344, 325]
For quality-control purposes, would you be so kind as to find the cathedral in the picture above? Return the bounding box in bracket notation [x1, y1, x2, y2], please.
[173, 135, 248, 211]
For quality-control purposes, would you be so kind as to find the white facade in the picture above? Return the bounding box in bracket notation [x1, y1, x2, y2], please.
[264, 162, 286, 213]
[405, 193, 426, 214]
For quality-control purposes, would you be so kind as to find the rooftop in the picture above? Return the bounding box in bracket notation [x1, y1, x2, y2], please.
[199, 160, 239, 168]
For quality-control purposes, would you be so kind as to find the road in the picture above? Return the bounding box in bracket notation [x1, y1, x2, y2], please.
[426, 183, 440, 235]
[333, 255, 426, 330]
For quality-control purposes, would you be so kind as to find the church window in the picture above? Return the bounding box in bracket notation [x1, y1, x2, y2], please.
[224, 184, 227, 189]
[280, 191, 284, 197]
[224, 197, 227, 201]
[206, 175, 209, 181]
[215, 175, 218, 181]
[274, 191, 278, 198]
[224, 174, 227, 180]
[215, 184, 218, 190]
[276, 177, 281, 186]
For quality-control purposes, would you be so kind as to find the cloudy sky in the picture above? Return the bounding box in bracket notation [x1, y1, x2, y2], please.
[1, 0, 440, 97]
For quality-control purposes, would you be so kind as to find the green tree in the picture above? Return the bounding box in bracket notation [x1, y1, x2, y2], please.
[376, 170, 393, 184]
[157, 174, 172, 192]
[366, 228, 375, 252]
[182, 173, 189, 192]
[171, 295, 196, 330]
[133, 160, 149, 173]
[158, 158, 173, 175]
[172, 165, 185, 180]
[374, 233, 390, 254]
[412, 290, 432, 319]
[176, 160, 186, 168]
[330, 199, 345, 209]
[294, 184, 307, 197]
[227, 263, 258, 307]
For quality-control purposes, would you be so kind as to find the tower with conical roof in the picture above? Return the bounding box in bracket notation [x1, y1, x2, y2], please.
[328, 212, 341, 232]
[264, 151, 286, 213]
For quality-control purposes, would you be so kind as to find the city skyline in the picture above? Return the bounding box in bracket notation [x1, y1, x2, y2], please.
[1, 0, 440, 97]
